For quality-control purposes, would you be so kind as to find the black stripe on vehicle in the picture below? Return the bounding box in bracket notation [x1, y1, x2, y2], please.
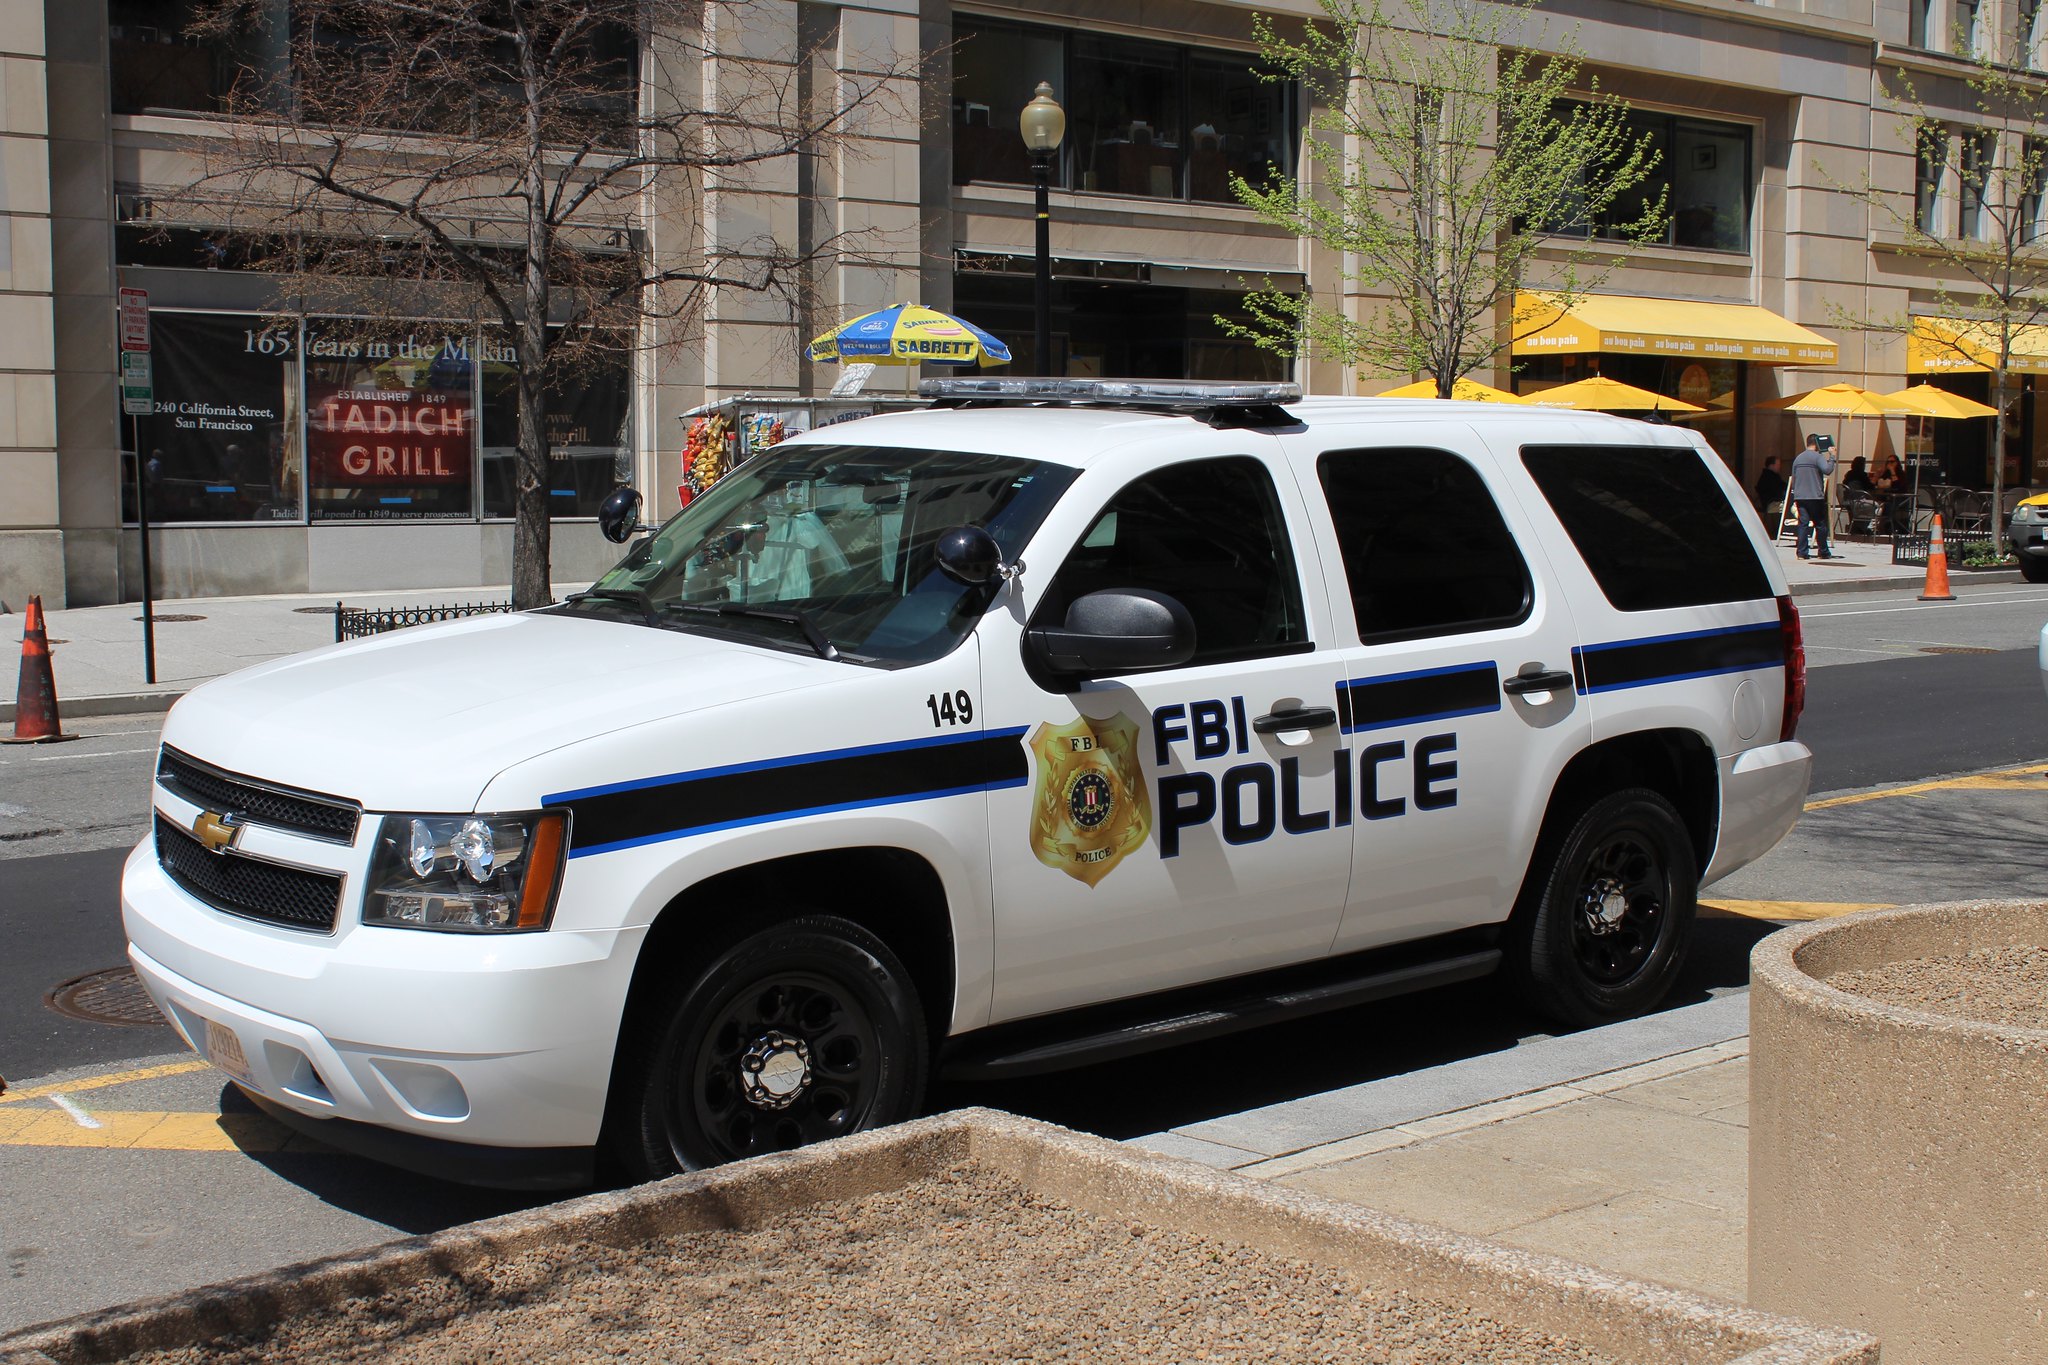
[1573, 623, 1783, 695]
[1337, 661, 1502, 734]
[547, 729, 1031, 858]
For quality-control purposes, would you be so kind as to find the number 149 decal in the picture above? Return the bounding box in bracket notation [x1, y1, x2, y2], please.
[925, 691, 974, 727]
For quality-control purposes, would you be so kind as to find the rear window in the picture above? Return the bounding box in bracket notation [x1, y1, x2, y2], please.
[1521, 444, 1772, 612]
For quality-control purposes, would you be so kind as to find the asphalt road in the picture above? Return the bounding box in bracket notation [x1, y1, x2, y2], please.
[2, 582, 2044, 1333]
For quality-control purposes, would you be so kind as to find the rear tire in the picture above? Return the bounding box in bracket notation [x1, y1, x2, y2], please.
[611, 914, 928, 1180]
[1510, 788, 1696, 1028]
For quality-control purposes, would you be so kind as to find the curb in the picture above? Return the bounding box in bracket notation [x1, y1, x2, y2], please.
[1789, 567, 2022, 596]
[0, 692, 182, 725]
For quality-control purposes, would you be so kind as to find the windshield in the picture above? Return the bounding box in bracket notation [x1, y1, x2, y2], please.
[570, 442, 1076, 665]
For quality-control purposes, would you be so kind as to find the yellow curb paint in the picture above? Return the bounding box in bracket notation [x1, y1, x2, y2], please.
[1701, 899, 1895, 922]
[1806, 763, 2048, 812]
[0, 1058, 210, 1105]
[0, 1107, 312, 1152]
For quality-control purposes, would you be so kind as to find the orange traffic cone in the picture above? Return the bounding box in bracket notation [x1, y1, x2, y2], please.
[1918, 514, 1957, 603]
[4, 596, 75, 743]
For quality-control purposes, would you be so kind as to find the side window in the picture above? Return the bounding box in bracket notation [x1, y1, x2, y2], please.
[1038, 456, 1309, 666]
[1521, 444, 1773, 611]
[1317, 447, 1531, 642]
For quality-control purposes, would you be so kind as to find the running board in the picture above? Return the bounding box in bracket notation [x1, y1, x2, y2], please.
[941, 947, 1502, 1081]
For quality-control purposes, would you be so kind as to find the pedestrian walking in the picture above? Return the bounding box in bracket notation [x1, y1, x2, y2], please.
[1790, 433, 1839, 560]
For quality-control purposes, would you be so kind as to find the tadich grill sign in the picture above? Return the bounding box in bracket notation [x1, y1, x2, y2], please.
[307, 380, 473, 484]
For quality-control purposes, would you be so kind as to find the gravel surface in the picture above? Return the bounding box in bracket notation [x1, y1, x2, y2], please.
[116, 1164, 1623, 1364]
[1830, 944, 2048, 1030]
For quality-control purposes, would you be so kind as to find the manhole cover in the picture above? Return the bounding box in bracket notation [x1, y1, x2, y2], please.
[135, 613, 206, 623]
[1919, 645, 1998, 655]
[45, 966, 168, 1028]
[292, 606, 337, 614]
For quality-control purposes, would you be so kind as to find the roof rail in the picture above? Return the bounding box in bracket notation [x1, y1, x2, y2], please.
[919, 377, 1302, 429]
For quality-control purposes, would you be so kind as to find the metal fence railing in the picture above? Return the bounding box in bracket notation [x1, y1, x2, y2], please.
[1890, 531, 1996, 567]
[334, 600, 515, 642]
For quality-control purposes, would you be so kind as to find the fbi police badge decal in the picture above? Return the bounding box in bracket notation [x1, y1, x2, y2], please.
[1026, 715, 1150, 887]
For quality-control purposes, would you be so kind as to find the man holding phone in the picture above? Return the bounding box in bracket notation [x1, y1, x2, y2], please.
[1790, 433, 1840, 559]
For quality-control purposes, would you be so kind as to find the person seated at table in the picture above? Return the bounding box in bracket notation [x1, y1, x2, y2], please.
[1874, 455, 1907, 494]
[1843, 455, 1877, 497]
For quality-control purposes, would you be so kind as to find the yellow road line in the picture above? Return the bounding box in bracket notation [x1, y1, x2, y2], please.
[1806, 763, 2048, 811]
[1701, 899, 1895, 922]
[0, 1106, 320, 1153]
[0, 1058, 210, 1105]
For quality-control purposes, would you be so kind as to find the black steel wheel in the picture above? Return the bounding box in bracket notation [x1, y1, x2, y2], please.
[613, 914, 927, 1178]
[1510, 788, 1696, 1027]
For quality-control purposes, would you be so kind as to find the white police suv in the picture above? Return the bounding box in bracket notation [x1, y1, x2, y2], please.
[123, 379, 1811, 1187]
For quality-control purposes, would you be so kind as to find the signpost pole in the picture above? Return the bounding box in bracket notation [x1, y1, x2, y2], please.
[118, 285, 156, 684]
[132, 414, 155, 684]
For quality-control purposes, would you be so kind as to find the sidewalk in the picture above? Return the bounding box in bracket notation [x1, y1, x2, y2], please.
[1132, 993, 1754, 1303]
[0, 583, 589, 723]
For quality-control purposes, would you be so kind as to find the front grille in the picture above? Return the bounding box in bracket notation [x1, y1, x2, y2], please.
[155, 815, 344, 934]
[157, 747, 360, 843]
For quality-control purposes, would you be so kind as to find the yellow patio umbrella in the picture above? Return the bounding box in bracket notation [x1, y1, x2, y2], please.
[1877, 384, 1999, 419]
[1372, 377, 1525, 402]
[1755, 383, 1915, 417]
[1520, 376, 1705, 413]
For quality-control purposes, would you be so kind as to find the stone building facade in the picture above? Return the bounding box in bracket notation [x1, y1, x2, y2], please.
[0, 0, 2039, 609]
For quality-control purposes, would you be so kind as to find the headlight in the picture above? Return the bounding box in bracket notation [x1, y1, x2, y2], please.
[364, 810, 568, 932]
[2015, 505, 2042, 523]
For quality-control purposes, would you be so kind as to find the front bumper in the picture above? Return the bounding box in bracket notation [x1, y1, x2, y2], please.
[122, 841, 641, 1163]
[1701, 740, 1813, 886]
[2007, 518, 2048, 558]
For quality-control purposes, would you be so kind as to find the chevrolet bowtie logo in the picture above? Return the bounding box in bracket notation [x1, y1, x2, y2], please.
[192, 810, 241, 854]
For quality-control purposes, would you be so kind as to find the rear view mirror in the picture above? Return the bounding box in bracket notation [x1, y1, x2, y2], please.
[1027, 588, 1196, 677]
[598, 487, 649, 544]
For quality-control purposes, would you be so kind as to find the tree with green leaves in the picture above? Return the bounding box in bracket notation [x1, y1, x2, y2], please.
[1836, 35, 2048, 528]
[1228, 0, 1666, 396]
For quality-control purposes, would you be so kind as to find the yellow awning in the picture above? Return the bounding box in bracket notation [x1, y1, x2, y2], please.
[1513, 292, 1838, 366]
[1908, 317, 2048, 375]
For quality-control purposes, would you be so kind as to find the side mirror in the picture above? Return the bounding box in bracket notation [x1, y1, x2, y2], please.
[936, 525, 1002, 585]
[598, 486, 649, 544]
[1027, 588, 1196, 677]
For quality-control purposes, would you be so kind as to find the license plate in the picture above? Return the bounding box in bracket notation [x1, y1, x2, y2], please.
[204, 1019, 257, 1088]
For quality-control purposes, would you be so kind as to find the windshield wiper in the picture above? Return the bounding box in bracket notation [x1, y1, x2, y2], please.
[666, 602, 841, 661]
[564, 585, 658, 626]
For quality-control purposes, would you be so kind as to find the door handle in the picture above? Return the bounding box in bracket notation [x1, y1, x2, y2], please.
[1501, 669, 1575, 696]
[1253, 705, 1338, 734]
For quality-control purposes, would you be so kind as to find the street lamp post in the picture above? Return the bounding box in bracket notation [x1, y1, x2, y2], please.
[1019, 81, 1065, 376]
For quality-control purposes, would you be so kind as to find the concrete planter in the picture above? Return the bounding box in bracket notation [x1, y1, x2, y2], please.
[2, 1109, 1871, 1364]
[1751, 900, 2048, 1361]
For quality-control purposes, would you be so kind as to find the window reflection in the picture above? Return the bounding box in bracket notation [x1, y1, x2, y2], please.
[952, 18, 1295, 205]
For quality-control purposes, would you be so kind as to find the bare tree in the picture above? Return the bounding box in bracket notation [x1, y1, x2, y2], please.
[169, 0, 917, 607]
[1834, 32, 2048, 530]
[1228, 0, 1665, 396]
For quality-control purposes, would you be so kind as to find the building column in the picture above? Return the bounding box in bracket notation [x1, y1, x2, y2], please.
[0, 0, 58, 609]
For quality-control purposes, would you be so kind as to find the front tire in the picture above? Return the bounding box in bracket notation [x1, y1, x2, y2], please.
[2019, 554, 2048, 583]
[1510, 788, 1696, 1028]
[612, 914, 928, 1180]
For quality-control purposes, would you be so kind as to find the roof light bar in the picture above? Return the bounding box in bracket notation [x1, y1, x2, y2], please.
[921, 377, 1301, 405]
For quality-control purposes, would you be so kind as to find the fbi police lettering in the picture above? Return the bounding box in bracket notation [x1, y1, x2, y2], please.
[1152, 696, 1459, 857]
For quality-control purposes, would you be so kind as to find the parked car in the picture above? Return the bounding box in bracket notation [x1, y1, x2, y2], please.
[2006, 492, 2048, 582]
[124, 378, 1811, 1187]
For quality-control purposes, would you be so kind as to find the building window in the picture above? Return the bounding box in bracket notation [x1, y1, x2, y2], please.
[2024, 139, 2048, 242]
[304, 321, 477, 521]
[1960, 129, 1995, 239]
[125, 311, 303, 525]
[1910, 0, 1936, 47]
[951, 17, 1295, 206]
[479, 331, 633, 519]
[1917, 125, 1950, 237]
[1954, 0, 1982, 53]
[1553, 106, 1753, 251]
[2021, 0, 2044, 66]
